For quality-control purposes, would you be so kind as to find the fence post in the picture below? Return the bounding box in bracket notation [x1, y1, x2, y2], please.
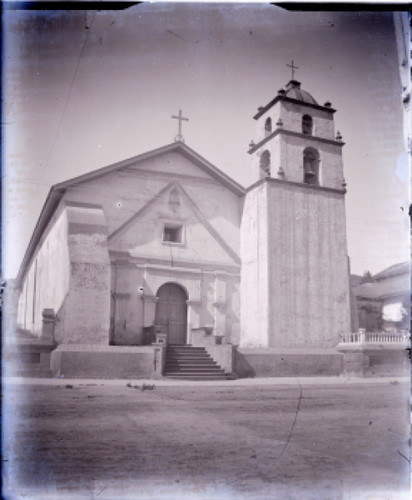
[358, 328, 366, 344]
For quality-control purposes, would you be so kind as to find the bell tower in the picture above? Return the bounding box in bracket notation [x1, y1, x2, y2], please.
[240, 76, 351, 349]
[248, 78, 346, 189]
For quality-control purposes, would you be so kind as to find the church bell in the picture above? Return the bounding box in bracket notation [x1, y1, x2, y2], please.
[304, 169, 316, 178]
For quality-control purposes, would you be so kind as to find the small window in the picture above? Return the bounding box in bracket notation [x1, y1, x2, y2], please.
[302, 114, 313, 135]
[264, 117, 272, 137]
[163, 224, 183, 243]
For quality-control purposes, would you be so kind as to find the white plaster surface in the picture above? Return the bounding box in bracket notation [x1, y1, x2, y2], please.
[240, 180, 351, 348]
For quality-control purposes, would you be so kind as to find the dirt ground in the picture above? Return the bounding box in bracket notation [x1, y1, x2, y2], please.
[3, 379, 410, 500]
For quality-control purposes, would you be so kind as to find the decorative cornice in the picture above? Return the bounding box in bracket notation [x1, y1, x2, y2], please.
[142, 295, 158, 303]
[248, 128, 344, 154]
[253, 95, 336, 120]
[112, 292, 131, 300]
[246, 176, 347, 196]
[186, 299, 202, 306]
[109, 252, 241, 275]
[63, 201, 103, 210]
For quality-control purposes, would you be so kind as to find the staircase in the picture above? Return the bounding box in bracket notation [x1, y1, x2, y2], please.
[164, 345, 229, 380]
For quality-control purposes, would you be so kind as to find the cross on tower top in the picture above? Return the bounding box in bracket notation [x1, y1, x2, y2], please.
[286, 60, 299, 80]
[171, 109, 189, 143]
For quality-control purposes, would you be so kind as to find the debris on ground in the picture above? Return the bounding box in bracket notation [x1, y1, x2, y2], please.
[141, 384, 155, 391]
[126, 382, 155, 391]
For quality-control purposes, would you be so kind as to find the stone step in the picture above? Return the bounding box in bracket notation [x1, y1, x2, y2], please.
[165, 360, 218, 365]
[166, 355, 212, 361]
[165, 367, 225, 373]
[166, 353, 212, 358]
[167, 347, 206, 352]
[165, 374, 229, 380]
[165, 362, 218, 368]
[164, 345, 228, 380]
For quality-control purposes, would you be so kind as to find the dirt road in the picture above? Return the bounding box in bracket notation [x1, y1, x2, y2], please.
[3, 379, 409, 499]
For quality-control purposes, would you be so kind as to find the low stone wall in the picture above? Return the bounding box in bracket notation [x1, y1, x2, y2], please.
[337, 343, 409, 377]
[4, 338, 56, 377]
[235, 348, 343, 378]
[367, 349, 409, 377]
[191, 328, 234, 373]
[50, 344, 162, 379]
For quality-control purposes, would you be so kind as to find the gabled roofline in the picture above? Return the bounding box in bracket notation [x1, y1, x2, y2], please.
[54, 141, 245, 196]
[373, 261, 410, 281]
[16, 142, 245, 286]
[16, 187, 66, 287]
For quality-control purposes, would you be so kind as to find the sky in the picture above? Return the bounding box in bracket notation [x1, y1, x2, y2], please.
[3, 5, 409, 279]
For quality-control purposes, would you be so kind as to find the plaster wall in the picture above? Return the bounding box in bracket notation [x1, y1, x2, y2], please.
[50, 344, 157, 379]
[109, 185, 238, 266]
[251, 135, 282, 182]
[254, 100, 334, 144]
[255, 106, 282, 144]
[280, 101, 335, 139]
[240, 183, 269, 347]
[266, 180, 351, 348]
[17, 204, 111, 345]
[110, 264, 145, 345]
[62, 151, 242, 258]
[78, 150, 242, 345]
[280, 135, 344, 189]
[236, 348, 343, 377]
[252, 134, 344, 190]
[59, 205, 111, 344]
[17, 208, 70, 338]
[110, 263, 240, 345]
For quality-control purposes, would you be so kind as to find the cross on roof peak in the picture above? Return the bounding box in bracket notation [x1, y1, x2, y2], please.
[171, 109, 189, 143]
[286, 60, 299, 80]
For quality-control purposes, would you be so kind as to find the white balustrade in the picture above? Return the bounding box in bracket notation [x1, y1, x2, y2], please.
[340, 329, 409, 346]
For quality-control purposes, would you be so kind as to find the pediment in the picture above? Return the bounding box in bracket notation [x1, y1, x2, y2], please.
[121, 150, 214, 181]
[55, 142, 244, 196]
[109, 182, 240, 266]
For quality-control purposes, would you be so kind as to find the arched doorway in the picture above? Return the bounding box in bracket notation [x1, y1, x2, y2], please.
[155, 283, 188, 344]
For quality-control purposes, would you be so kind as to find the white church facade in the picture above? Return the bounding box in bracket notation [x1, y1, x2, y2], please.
[15, 78, 354, 379]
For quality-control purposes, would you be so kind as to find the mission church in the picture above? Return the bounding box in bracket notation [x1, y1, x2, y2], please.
[15, 72, 352, 378]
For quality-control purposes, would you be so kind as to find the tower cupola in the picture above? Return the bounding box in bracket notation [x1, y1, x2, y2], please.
[284, 80, 318, 105]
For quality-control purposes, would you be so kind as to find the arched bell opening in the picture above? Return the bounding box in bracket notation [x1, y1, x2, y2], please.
[302, 114, 313, 135]
[264, 117, 272, 137]
[303, 147, 320, 186]
[259, 150, 271, 178]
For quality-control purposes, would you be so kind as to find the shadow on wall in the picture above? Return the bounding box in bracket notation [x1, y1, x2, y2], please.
[234, 351, 256, 378]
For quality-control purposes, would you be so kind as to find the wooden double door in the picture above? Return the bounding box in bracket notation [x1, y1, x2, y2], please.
[155, 283, 188, 344]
